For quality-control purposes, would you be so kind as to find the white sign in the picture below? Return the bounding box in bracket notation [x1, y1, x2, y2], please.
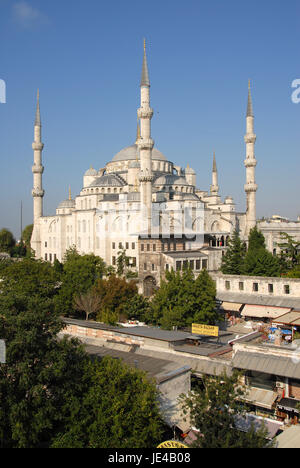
[0, 339, 6, 364]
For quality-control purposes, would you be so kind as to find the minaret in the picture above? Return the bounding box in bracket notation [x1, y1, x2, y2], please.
[32, 89, 45, 221]
[31, 90, 44, 258]
[210, 152, 219, 195]
[137, 40, 154, 235]
[244, 80, 257, 236]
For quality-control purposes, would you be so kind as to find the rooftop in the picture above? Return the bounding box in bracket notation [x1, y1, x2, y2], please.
[84, 344, 190, 384]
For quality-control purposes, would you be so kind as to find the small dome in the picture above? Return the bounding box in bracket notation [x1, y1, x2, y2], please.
[85, 167, 98, 176]
[58, 199, 75, 209]
[185, 165, 195, 174]
[112, 144, 167, 162]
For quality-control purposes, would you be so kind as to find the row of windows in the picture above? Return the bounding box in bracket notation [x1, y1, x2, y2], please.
[175, 259, 208, 271]
[45, 253, 57, 262]
[141, 243, 157, 252]
[225, 281, 291, 295]
[112, 242, 136, 250]
[82, 187, 124, 196]
[140, 243, 186, 253]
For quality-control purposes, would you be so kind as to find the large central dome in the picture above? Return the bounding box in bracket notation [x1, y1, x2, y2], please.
[112, 144, 167, 162]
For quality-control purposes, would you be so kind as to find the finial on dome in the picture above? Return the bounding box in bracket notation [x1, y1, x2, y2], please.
[69, 186, 72, 200]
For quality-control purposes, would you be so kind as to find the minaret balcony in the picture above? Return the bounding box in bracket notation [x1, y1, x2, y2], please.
[32, 142, 44, 151]
[137, 108, 154, 119]
[138, 138, 154, 150]
[244, 134, 256, 144]
[244, 183, 258, 193]
[244, 158, 257, 168]
[32, 164, 44, 174]
[32, 188, 45, 197]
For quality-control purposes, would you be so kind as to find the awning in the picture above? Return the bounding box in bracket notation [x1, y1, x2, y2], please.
[221, 302, 243, 312]
[242, 304, 291, 319]
[277, 398, 300, 414]
[232, 350, 300, 380]
[242, 387, 278, 410]
[274, 311, 300, 325]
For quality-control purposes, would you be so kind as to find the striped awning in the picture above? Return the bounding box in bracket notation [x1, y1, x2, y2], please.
[241, 304, 291, 319]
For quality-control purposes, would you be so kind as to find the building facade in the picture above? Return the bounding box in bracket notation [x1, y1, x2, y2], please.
[30, 44, 299, 293]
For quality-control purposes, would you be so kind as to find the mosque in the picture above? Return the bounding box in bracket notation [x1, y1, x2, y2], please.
[30, 43, 297, 295]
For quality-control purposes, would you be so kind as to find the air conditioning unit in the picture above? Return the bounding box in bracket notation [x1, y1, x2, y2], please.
[276, 382, 284, 389]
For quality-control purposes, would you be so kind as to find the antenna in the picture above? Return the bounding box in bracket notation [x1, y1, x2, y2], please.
[20, 201, 23, 244]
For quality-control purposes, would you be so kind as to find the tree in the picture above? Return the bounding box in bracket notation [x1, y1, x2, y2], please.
[277, 233, 300, 270]
[21, 224, 34, 257]
[150, 268, 218, 329]
[0, 259, 89, 448]
[221, 230, 246, 275]
[0, 257, 59, 298]
[74, 290, 102, 321]
[193, 269, 218, 325]
[92, 275, 138, 324]
[51, 356, 164, 448]
[243, 227, 280, 277]
[0, 256, 166, 449]
[150, 269, 194, 329]
[243, 248, 281, 277]
[0, 228, 16, 255]
[180, 371, 272, 448]
[247, 226, 266, 252]
[125, 293, 150, 323]
[54, 249, 107, 317]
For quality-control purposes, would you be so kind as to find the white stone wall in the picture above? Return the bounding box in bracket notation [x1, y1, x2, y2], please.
[213, 273, 300, 298]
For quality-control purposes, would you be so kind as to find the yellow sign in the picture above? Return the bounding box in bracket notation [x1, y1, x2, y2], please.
[157, 440, 189, 448]
[192, 323, 219, 337]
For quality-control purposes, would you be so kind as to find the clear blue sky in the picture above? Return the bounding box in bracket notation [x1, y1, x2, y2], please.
[0, 0, 299, 238]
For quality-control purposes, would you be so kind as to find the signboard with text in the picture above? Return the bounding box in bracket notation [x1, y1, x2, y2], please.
[192, 323, 219, 337]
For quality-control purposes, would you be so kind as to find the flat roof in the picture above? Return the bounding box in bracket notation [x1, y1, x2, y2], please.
[217, 292, 300, 309]
[163, 251, 208, 259]
[63, 318, 192, 342]
[84, 344, 190, 383]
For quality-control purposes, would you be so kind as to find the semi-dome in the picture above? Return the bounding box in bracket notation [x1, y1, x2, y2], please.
[89, 174, 126, 187]
[112, 144, 167, 162]
[154, 174, 189, 186]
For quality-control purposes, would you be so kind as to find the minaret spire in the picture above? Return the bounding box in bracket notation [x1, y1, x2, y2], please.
[247, 79, 253, 117]
[210, 151, 219, 195]
[35, 88, 41, 126]
[244, 80, 258, 236]
[31, 89, 45, 258]
[138, 39, 154, 235]
[140, 39, 150, 87]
